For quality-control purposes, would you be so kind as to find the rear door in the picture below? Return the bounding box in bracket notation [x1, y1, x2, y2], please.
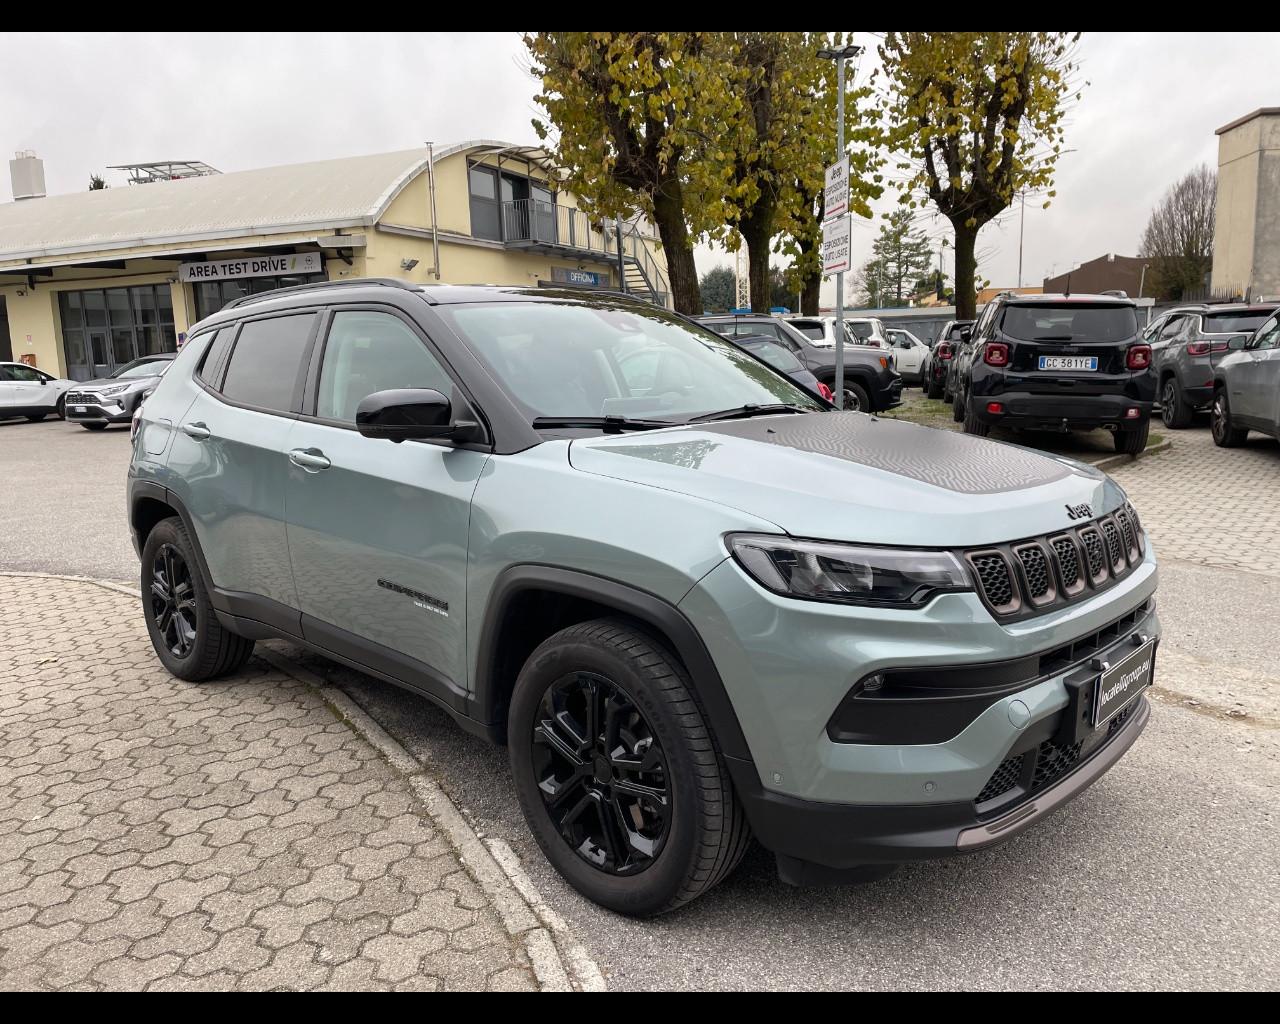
[166, 309, 319, 625]
[283, 306, 490, 702]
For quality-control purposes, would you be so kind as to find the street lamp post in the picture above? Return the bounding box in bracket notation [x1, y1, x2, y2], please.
[818, 42, 862, 409]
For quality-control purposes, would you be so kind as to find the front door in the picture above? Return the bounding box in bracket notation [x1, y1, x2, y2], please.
[284, 307, 489, 699]
[1238, 316, 1280, 427]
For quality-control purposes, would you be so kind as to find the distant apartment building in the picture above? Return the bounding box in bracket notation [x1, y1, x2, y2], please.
[1043, 254, 1150, 297]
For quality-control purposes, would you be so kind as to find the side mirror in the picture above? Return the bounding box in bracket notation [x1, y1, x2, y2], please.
[1229, 335, 1249, 351]
[356, 388, 481, 444]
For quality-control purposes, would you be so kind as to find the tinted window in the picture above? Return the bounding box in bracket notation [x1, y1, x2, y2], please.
[317, 312, 453, 423]
[0, 365, 14, 381]
[742, 340, 803, 374]
[790, 321, 825, 341]
[944, 322, 971, 340]
[1000, 305, 1137, 343]
[1204, 311, 1274, 334]
[7, 364, 42, 382]
[220, 314, 315, 412]
[848, 322, 874, 341]
[195, 330, 231, 387]
[1252, 317, 1280, 351]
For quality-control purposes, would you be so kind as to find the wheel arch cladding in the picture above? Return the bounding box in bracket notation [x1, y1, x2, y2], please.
[474, 565, 753, 761]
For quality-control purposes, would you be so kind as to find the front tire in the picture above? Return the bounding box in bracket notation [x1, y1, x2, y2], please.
[56, 394, 66, 420]
[81, 422, 108, 431]
[1160, 377, 1191, 429]
[1211, 389, 1248, 447]
[508, 619, 750, 917]
[26, 413, 46, 422]
[841, 382, 869, 412]
[141, 516, 254, 681]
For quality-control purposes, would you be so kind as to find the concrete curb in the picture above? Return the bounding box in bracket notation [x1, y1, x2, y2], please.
[1088, 435, 1174, 474]
[3, 571, 604, 993]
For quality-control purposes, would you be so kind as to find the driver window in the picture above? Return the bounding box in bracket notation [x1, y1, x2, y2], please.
[1159, 316, 1184, 341]
[316, 311, 454, 424]
[1253, 317, 1280, 350]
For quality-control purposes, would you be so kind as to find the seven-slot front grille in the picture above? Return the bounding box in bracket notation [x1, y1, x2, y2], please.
[963, 505, 1146, 622]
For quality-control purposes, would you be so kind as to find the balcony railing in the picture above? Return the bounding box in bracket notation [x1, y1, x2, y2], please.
[499, 199, 670, 306]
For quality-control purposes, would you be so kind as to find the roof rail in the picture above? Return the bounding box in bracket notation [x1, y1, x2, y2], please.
[1100, 289, 1129, 298]
[223, 277, 428, 310]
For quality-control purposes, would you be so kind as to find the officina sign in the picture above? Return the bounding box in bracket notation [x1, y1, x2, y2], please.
[178, 252, 322, 283]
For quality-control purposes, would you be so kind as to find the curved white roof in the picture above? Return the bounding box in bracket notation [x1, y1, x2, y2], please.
[0, 144, 528, 263]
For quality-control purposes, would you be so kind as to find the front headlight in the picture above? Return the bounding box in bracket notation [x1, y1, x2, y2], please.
[100, 383, 130, 397]
[727, 534, 972, 607]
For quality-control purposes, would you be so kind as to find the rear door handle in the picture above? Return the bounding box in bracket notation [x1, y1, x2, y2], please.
[181, 421, 211, 441]
[288, 448, 332, 472]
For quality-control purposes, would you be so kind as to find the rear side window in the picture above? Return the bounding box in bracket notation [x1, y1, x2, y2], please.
[848, 322, 874, 341]
[1000, 305, 1137, 343]
[1204, 311, 1273, 334]
[744, 340, 803, 374]
[790, 321, 825, 341]
[220, 314, 316, 413]
[196, 329, 233, 387]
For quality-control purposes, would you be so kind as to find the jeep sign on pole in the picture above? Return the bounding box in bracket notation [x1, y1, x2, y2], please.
[823, 156, 849, 220]
[821, 214, 851, 276]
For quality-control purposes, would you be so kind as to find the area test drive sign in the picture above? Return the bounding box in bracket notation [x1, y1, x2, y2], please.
[178, 252, 322, 282]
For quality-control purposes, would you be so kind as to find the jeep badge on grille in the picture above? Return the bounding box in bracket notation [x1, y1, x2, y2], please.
[1065, 502, 1093, 521]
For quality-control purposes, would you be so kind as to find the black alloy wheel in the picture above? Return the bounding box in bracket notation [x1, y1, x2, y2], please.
[531, 671, 671, 876]
[149, 543, 198, 659]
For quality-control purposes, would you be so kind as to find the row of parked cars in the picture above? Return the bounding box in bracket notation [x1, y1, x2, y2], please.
[921, 292, 1280, 453]
[0, 353, 175, 429]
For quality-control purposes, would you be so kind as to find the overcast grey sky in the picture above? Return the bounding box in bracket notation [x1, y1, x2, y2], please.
[2, 31, 1275, 304]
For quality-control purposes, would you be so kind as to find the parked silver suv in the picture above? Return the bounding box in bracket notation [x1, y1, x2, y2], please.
[128, 279, 1160, 915]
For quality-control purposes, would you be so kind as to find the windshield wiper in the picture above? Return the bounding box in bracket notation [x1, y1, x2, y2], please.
[686, 403, 813, 423]
[532, 415, 676, 434]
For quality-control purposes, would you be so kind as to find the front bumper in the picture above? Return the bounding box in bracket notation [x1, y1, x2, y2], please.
[729, 695, 1149, 868]
[65, 395, 134, 423]
[874, 374, 903, 410]
[679, 541, 1159, 868]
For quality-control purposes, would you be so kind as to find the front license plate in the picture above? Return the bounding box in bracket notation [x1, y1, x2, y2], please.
[1039, 355, 1098, 371]
[1093, 640, 1155, 727]
[74, 406, 86, 413]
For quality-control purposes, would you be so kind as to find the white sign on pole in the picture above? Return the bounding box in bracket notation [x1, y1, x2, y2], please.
[178, 252, 322, 283]
[821, 215, 852, 276]
[823, 157, 849, 219]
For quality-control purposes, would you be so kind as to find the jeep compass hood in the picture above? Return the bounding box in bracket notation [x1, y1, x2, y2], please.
[569, 412, 1123, 547]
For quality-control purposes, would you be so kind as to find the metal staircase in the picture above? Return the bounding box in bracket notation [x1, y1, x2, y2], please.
[618, 224, 670, 308]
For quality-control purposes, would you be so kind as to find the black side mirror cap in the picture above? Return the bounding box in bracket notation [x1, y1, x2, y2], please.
[355, 388, 482, 444]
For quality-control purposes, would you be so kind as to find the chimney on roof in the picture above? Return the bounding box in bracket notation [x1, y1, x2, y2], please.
[10, 151, 46, 201]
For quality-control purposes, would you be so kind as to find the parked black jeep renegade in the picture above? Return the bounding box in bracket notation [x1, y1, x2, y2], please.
[953, 293, 1155, 454]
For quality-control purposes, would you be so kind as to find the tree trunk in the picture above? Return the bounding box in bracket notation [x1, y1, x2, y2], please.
[952, 220, 979, 320]
[651, 183, 700, 315]
[742, 214, 774, 314]
[801, 264, 821, 315]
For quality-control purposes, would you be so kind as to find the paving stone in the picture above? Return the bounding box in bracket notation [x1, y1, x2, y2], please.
[0, 576, 536, 991]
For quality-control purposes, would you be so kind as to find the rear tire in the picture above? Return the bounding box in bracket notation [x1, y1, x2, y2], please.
[1113, 417, 1151, 455]
[81, 423, 108, 431]
[961, 390, 991, 437]
[508, 618, 750, 917]
[951, 387, 965, 423]
[1160, 377, 1191, 429]
[926, 376, 943, 399]
[1211, 389, 1248, 448]
[141, 516, 254, 681]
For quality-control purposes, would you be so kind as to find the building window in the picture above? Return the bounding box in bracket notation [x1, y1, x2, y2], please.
[58, 285, 177, 381]
[469, 166, 501, 241]
[192, 272, 326, 322]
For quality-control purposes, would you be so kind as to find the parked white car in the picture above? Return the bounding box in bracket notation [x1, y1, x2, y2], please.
[784, 315, 891, 350]
[845, 317, 891, 351]
[0, 361, 74, 422]
[885, 327, 929, 384]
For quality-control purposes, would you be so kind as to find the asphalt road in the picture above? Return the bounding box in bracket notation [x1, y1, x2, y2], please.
[3, 415, 1277, 990]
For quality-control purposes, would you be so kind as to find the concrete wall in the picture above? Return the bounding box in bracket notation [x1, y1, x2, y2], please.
[1212, 110, 1280, 299]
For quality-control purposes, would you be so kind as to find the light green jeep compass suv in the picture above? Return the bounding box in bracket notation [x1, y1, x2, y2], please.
[128, 279, 1159, 916]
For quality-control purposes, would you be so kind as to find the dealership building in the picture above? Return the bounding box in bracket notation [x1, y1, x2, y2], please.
[0, 142, 670, 379]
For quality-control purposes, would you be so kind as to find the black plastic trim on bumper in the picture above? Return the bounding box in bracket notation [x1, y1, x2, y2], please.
[729, 694, 1149, 871]
[970, 391, 1152, 430]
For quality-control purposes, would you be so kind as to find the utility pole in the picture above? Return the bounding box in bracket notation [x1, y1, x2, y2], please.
[818, 41, 862, 408]
[1017, 192, 1025, 289]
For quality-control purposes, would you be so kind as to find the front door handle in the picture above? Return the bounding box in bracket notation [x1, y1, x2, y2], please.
[181, 421, 211, 441]
[288, 448, 332, 472]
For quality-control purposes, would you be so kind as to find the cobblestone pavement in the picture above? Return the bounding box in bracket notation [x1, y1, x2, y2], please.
[1108, 427, 1280, 577]
[0, 575, 539, 992]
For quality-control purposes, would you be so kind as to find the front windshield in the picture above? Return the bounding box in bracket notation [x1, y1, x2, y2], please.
[112, 358, 170, 379]
[439, 300, 822, 422]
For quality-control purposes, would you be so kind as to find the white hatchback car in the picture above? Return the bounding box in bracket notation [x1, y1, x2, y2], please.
[0, 361, 74, 422]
